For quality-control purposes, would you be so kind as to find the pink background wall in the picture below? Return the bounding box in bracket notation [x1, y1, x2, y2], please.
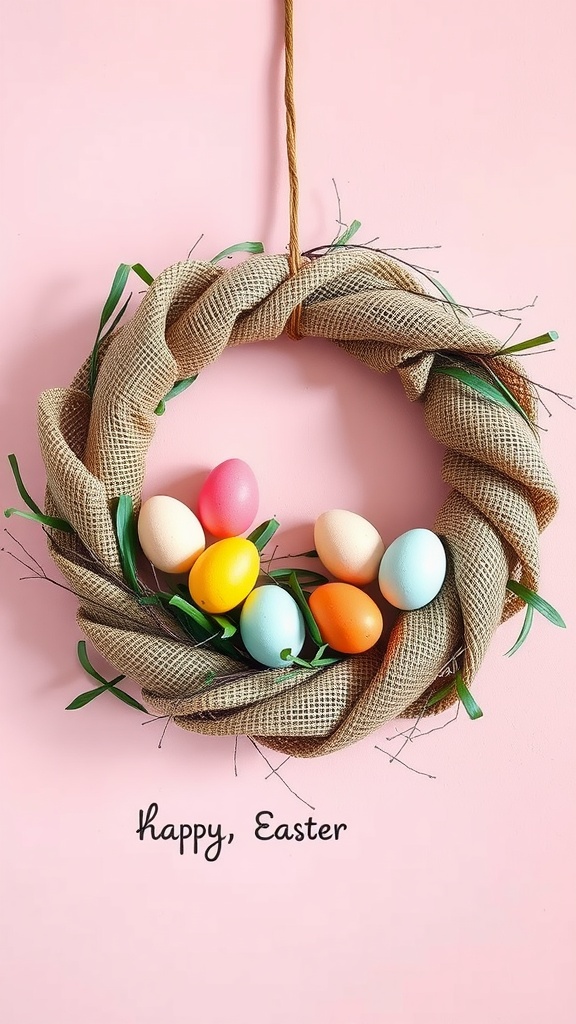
[1, 2, 575, 1022]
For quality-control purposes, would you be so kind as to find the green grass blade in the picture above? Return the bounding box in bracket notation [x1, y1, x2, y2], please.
[4, 507, 73, 532]
[269, 568, 329, 586]
[426, 680, 456, 707]
[77, 640, 114, 686]
[478, 358, 536, 426]
[497, 331, 558, 356]
[162, 376, 198, 403]
[433, 365, 531, 425]
[248, 518, 280, 552]
[505, 604, 535, 656]
[168, 594, 214, 633]
[115, 494, 140, 593]
[108, 685, 148, 713]
[211, 614, 237, 639]
[455, 672, 483, 720]
[333, 219, 362, 247]
[506, 580, 566, 628]
[66, 685, 108, 710]
[131, 263, 154, 285]
[89, 263, 153, 395]
[210, 242, 264, 264]
[429, 278, 459, 305]
[154, 375, 198, 415]
[97, 293, 132, 347]
[7, 454, 43, 515]
[434, 366, 516, 409]
[98, 264, 131, 334]
[287, 571, 323, 646]
[5, 455, 73, 531]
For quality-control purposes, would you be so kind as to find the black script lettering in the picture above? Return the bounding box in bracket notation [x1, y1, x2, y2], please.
[254, 810, 347, 842]
[136, 803, 233, 862]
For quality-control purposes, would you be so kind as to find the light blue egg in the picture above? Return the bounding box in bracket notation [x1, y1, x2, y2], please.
[240, 585, 306, 668]
[378, 528, 446, 610]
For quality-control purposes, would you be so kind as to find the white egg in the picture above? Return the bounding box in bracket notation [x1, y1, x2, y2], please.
[137, 495, 205, 574]
[378, 528, 446, 610]
[314, 509, 385, 585]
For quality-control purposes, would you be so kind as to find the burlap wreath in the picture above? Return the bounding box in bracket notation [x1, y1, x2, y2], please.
[37, 248, 558, 757]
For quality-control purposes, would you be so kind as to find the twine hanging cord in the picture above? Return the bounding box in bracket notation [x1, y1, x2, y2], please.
[284, 0, 304, 339]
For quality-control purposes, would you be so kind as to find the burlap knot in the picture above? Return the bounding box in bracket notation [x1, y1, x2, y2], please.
[37, 249, 558, 757]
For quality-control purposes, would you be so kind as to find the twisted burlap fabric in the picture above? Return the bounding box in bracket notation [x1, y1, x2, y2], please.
[37, 249, 558, 756]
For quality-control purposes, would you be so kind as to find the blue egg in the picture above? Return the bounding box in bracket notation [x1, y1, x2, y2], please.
[378, 528, 446, 610]
[240, 585, 306, 668]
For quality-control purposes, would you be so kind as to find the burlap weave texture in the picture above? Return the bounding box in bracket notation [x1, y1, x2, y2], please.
[37, 249, 558, 757]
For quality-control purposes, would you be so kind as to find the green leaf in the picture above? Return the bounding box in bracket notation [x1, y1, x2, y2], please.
[89, 264, 130, 394]
[269, 568, 328, 586]
[4, 507, 74, 532]
[280, 649, 312, 668]
[286, 571, 323, 647]
[131, 263, 154, 286]
[5, 454, 73, 531]
[279, 643, 340, 670]
[333, 219, 362, 247]
[426, 680, 457, 707]
[74, 640, 147, 712]
[115, 494, 140, 593]
[210, 241, 264, 264]
[247, 518, 280, 552]
[505, 603, 535, 656]
[497, 331, 558, 356]
[97, 264, 131, 338]
[506, 580, 566, 628]
[454, 672, 483, 720]
[154, 375, 198, 415]
[433, 365, 531, 425]
[96, 294, 132, 347]
[77, 640, 124, 686]
[88, 263, 154, 395]
[429, 277, 459, 306]
[7, 453, 43, 515]
[66, 685, 108, 710]
[107, 686, 148, 713]
[138, 592, 173, 606]
[168, 597, 236, 641]
[168, 595, 214, 633]
[211, 614, 237, 639]
[474, 359, 533, 426]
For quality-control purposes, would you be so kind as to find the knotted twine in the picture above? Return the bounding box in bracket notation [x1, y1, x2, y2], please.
[37, 246, 558, 757]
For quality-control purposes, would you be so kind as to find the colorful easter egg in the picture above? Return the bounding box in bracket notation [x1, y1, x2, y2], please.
[314, 509, 385, 584]
[189, 537, 260, 613]
[378, 528, 446, 610]
[309, 582, 383, 654]
[198, 458, 259, 537]
[240, 585, 306, 668]
[137, 495, 205, 574]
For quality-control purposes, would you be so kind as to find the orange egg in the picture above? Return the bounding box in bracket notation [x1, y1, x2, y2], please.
[309, 582, 383, 654]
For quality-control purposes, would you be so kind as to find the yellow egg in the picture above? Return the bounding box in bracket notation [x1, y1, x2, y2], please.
[189, 537, 260, 613]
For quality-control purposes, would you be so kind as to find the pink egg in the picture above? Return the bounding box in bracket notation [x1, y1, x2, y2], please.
[197, 458, 259, 538]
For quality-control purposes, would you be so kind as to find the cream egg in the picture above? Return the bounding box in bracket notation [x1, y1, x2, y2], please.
[314, 509, 385, 585]
[137, 495, 205, 574]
